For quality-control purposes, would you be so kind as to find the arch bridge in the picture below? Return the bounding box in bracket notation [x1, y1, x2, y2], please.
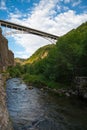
[0, 20, 59, 40]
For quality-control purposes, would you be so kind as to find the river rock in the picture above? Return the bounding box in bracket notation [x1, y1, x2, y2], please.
[83, 93, 87, 99]
[71, 91, 77, 96]
[74, 76, 87, 99]
[40, 88, 44, 91]
[65, 92, 70, 97]
[29, 86, 33, 89]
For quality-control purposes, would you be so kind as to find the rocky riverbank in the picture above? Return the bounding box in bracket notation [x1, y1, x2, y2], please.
[48, 77, 87, 99]
[0, 74, 13, 130]
[31, 77, 87, 99]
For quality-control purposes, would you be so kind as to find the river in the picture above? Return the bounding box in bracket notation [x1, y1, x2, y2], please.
[6, 78, 87, 130]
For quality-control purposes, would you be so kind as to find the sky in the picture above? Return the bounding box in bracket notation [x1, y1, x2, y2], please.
[0, 0, 87, 58]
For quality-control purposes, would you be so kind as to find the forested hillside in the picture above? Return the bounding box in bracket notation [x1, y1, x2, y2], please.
[24, 44, 55, 64]
[8, 22, 87, 88]
[15, 58, 25, 65]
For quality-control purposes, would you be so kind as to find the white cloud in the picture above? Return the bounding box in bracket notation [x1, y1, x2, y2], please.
[0, 0, 7, 10]
[72, 0, 81, 7]
[64, 0, 82, 7]
[12, 34, 50, 58]
[15, 51, 29, 59]
[64, 0, 71, 3]
[6, 0, 87, 58]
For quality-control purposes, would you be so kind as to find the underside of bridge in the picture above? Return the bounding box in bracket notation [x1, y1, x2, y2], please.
[0, 20, 59, 40]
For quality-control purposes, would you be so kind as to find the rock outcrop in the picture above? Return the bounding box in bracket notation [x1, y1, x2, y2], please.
[8, 50, 14, 67]
[75, 77, 87, 99]
[0, 28, 14, 72]
[0, 74, 13, 130]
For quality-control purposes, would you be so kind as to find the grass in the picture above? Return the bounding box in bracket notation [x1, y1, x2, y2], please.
[22, 74, 47, 87]
[22, 73, 69, 90]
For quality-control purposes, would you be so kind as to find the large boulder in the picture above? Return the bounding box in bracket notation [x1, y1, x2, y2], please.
[75, 77, 87, 99]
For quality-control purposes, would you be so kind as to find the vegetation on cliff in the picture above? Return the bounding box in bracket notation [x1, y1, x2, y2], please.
[15, 58, 25, 65]
[8, 22, 87, 89]
[0, 28, 14, 72]
[24, 44, 55, 64]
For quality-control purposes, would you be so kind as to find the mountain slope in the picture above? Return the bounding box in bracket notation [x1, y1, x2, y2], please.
[24, 44, 55, 64]
[8, 22, 87, 86]
[23, 21, 87, 83]
[15, 58, 25, 65]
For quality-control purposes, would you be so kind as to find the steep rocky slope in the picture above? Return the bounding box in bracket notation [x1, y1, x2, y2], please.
[0, 74, 13, 130]
[0, 28, 14, 129]
[0, 28, 14, 72]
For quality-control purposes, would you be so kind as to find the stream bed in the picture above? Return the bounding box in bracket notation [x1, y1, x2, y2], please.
[6, 78, 87, 130]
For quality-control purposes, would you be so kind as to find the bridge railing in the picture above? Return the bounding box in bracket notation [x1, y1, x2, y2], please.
[0, 20, 59, 40]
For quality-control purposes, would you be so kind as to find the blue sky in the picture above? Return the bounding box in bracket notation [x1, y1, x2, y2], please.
[0, 0, 87, 58]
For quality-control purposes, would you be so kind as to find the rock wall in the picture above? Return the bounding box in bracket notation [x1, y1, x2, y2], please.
[0, 28, 14, 129]
[0, 74, 13, 130]
[0, 28, 14, 72]
[8, 50, 14, 67]
[75, 77, 87, 99]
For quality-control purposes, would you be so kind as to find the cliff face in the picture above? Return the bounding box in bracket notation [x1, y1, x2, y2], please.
[0, 28, 14, 71]
[8, 50, 14, 67]
[0, 28, 14, 129]
[0, 74, 13, 130]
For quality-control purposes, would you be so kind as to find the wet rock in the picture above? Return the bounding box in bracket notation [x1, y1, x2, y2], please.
[83, 93, 87, 99]
[65, 92, 70, 97]
[28, 86, 33, 89]
[74, 77, 87, 99]
[40, 88, 44, 91]
[71, 91, 77, 95]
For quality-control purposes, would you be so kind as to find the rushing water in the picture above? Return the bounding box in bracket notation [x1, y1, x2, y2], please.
[6, 78, 87, 130]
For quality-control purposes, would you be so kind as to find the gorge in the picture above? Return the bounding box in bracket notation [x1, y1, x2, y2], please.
[0, 22, 87, 130]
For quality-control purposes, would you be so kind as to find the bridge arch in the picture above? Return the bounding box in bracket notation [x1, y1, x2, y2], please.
[0, 20, 59, 41]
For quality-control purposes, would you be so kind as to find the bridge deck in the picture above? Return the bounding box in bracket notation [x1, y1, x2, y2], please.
[0, 20, 59, 40]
